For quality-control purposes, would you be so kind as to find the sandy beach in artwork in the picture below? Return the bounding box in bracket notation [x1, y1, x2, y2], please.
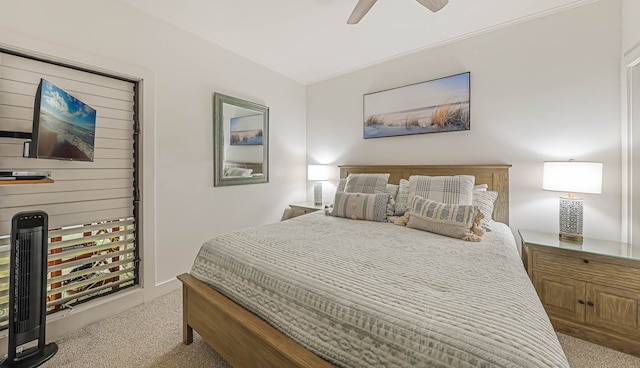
[364, 101, 469, 138]
[230, 129, 263, 145]
[37, 112, 94, 161]
[363, 72, 471, 139]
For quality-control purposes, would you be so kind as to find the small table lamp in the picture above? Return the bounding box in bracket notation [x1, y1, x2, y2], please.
[308, 165, 331, 205]
[542, 161, 603, 242]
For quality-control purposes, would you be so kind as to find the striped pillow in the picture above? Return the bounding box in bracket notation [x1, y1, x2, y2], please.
[331, 192, 389, 222]
[344, 173, 390, 194]
[473, 190, 498, 231]
[406, 196, 482, 241]
[385, 183, 399, 216]
[474, 184, 488, 191]
[407, 175, 475, 206]
[394, 179, 411, 216]
[336, 178, 397, 216]
[336, 178, 346, 192]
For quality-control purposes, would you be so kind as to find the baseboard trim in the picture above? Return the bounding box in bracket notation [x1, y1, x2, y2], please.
[551, 316, 640, 357]
[150, 277, 181, 300]
[0, 278, 183, 357]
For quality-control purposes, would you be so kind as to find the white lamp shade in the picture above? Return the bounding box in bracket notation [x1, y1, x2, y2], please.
[542, 161, 603, 194]
[307, 165, 338, 181]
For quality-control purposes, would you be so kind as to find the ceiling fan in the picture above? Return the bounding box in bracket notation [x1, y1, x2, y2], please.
[347, 0, 449, 25]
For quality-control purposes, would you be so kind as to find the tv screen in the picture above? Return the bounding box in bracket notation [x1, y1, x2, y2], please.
[30, 79, 96, 162]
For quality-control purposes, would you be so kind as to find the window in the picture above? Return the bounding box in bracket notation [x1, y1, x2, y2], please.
[0, 50, 140, 327]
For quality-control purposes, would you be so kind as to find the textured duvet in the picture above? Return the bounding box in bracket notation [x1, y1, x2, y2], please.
[190, 212, 569, 368]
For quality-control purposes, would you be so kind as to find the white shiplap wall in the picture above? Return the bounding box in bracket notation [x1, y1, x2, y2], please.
[0, 52, 136, 235]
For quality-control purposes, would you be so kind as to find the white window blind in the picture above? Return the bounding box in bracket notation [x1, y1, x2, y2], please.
[0, 51, 139, 326]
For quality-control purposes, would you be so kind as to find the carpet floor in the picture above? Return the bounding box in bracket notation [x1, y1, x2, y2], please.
[40, 289, 640, 368]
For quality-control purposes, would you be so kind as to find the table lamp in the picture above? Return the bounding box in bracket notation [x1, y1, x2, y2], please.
[542, 161, 603, 242]
[308, 165, 331, 205]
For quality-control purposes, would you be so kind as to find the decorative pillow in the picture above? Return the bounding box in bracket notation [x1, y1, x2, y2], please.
[225, 167, 253, 177]
[473, 190, 498, 231]
[394, 179, 411, 216]
[336, 178, 346, 192]
[331, 192, 389, 222]
[403, 196, 484, 241]
[336, 179, 397, 215]
[474, 184, 488, 191]
[407, 175, 475, 206]
[344, 173, 390, 194]
[386, 184, 399, 216]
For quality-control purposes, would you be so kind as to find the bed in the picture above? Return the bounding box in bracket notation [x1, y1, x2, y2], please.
[177, 165, 569, 368]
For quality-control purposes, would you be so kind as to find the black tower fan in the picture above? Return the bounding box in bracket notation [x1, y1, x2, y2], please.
[1, 211, 57, 367]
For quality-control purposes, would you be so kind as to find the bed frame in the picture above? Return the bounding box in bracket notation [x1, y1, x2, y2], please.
[178, 164, 511, 367]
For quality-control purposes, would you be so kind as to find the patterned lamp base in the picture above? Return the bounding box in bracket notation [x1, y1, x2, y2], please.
[559, 196, 583, 242]
[313, 183, 323, 205]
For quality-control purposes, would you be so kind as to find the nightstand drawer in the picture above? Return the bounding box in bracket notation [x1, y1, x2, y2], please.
[533, 251, 640, 291]
[290, 207, 315, 217]
[286, 202, 324, 220]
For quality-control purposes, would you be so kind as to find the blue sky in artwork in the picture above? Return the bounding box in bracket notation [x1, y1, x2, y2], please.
[40, 79, 96, 130]
[364, 72, 470, 116]
[438, 72, 469, 93]
[230, 113, 262, 132]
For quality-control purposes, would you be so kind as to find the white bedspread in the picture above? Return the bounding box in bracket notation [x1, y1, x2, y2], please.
[191, 212, 569, 368]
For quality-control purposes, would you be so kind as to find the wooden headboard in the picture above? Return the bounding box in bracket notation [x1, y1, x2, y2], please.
[339, 164, 511, 225]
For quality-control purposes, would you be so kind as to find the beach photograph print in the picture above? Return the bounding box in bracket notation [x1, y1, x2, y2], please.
[363, 72, 470, 139]
[230, 113, 263, 145]
[35, 79, 97, 161]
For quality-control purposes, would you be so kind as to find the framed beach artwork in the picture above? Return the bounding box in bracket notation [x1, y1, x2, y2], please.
[230, 113, 264, 145]
[363, 72, 470, 139]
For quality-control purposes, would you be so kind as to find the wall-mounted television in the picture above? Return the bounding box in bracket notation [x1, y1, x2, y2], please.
[29, 79, 96, 162]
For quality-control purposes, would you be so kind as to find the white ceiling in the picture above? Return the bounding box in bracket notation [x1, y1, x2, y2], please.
[121, 0, 596, 85]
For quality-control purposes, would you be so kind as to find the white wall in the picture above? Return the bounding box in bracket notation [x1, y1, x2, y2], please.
[0, 0, 628, 344]
[623, 0, 640, 55]
[0, 0, 306, 339]
[622, 0, 640, 244]
[307, 0, 622, 242]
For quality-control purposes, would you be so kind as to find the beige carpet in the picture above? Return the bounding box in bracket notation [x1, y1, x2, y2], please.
[41, 289, 640, 368]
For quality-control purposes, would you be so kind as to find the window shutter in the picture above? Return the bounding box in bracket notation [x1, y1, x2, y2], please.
[0, 51, 139, 326]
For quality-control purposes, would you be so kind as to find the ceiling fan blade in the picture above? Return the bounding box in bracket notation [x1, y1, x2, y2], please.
[347, 0, 378, 25]
[416, 0, 449, 12]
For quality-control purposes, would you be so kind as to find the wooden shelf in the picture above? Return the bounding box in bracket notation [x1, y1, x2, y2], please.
[0, 178, 54, 185]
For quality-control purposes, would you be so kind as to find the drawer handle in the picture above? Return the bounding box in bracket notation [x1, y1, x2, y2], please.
[578, 300, 585, 305]
[587, 302, 594, 307]
[583, 259, 590, 264]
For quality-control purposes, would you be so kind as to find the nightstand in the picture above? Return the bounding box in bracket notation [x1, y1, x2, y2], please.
[288, 202, 325, 219]
[519, 229, 640, 357]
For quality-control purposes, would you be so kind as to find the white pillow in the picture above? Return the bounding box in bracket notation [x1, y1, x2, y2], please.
[394, 179, 411, 216]
[225, 167, 253, 177]
[336, 178, 346, 192]
[473, 190, 498, 231]
[385, 183, 399, 216]
[407, 175, 475, 206]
